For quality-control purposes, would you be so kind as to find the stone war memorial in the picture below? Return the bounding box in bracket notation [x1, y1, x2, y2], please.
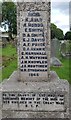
[0, 0, 70, 119]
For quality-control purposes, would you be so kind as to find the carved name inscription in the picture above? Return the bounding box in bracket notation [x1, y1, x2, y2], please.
[2, 92, 65, 111]
[17, 3, 50, 81]
[20, 11, 48, 76]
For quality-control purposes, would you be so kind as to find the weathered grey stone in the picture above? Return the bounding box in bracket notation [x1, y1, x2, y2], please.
[17, 1, 50, 82]
[0, 71, 69, 119]
[51, 38, 60, 58]
[0, 1, 70, 120]
[50, 57, 62, 66]
[0, 90, 2, 120]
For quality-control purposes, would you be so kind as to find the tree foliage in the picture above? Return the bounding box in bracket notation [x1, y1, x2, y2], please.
[51, 23, 64, 40]
[2, 1, 65, 41]
[2, 1, 17, 39]
[64, 31, 71, 40]
[56, 28, 64, 40]
[51, 23, 56, 39]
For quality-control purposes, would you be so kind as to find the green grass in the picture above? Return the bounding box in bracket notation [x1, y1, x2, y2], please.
[0, 70, 2, 81]
[50, 57, 71, 84]
[2, 59, 17, 80]
[0, 42, 71, 84]
[0, 43, 17, 82]
[2, 43, 17, 57]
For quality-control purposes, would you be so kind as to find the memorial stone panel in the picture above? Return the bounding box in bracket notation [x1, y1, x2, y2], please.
[17, 2, 50, 81]
[0, 1, 69, 119]
[2, 92, 65, 111]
